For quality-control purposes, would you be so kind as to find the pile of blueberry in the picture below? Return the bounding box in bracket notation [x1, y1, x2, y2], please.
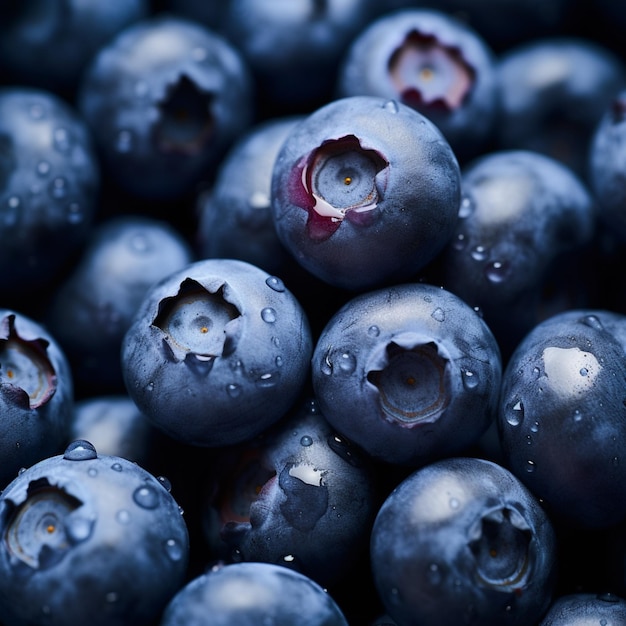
[3, 0, 626, 624]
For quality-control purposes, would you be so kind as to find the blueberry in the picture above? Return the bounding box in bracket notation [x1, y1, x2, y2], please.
[589, 90, 626, 242]
[336, 8, 498, 161]
[495, 37, 626, 179]
[202, 397, 377, 588]
[0, 0, 149, 96]
[0, 440, 189, 626]
[370, 456, 557, 626]
[219, 0, 378, 114]
[196, 115, 303, 274]
[539, 592, 626, 625]
[78, 14, 253, 200]
[0, 86, 100, 302]
[45, 215, 195, 395]
[0, 310, 73, 490]
[270, 95, 461, 291]
[311, 282, 502, 466]
[160, 561, 349, 626]
[435, 149, 596, 358]
[497, 309, 626, 529]
[121, 258, 313, 447]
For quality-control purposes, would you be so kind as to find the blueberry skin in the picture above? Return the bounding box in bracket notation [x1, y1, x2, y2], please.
[160, 561, 349, 626]
[0, 86, 100, 300]
[0, 0, 149, 95]
[336, 8, 498, 161]
[197, 116, 303, 274]
[370, 456, 557, 626]
[271, 95, 461, 291]
[497, 309, 626, 529]
[539, 592, 626, 625]
[78, 14, 253, 200]
[437, 149, 595, 357]
[219, 0, 378, 114]
[121, 258, 313, 447]
[46, 215, 195, 395]
[202, 397, 377, 587]
[0, 440, 189, 626]
[0, 310, 74, 490]
[589, 90, 626, 242]
[311, 282, 502, 466]
[495, 37, 626, 179]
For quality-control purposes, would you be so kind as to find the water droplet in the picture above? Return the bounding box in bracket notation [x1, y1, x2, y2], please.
[226, 383, 241, 398]
[598, 593, 620, 603]
[283, 554, 296, 563]
[383, 99, 399, 113]
[581, 314, 603, 330]
[133, 484, 159, 509]
[530, 421, 539, 433]
[580, 367, 589, 376]
[115, 129, 134, 153]
[63, 440, 97, 461]
[164, 538, 184, 561]
[145, 382, 155, 392]
[88, 467, 98, 477]
[337, 351, 356, 374]
[431, 307, 445, 322]
[458, 195, 474, 218]
[261, 307, 277, 323]
[452, 233, 466, 250]
[328, 433, 361, 467]
[116, 509, 131, 525]
[526, 435, 533, 445]
[36, 160, 51, 177]
[18, 467, 27, 475]
[111, 463, 123, 472]
[449, 497, 460, 509]
[2, 195, 20, 226]
[53, 127, 71, 153]
[471, 245, 488, 261]
[525, 460, 536, 473]
[573, 409, 582, 422]
[613, 457, 620, 467]
[66, 516, 95, 543]
[157, 476, 172, 492]
[507, 400, 524, 426]
[484, 260, 510, 283]
[275, 355, 283, 367]
[256, 372, 277, 388]
[49, 176, 67, 199]
[367, 325, 380, 337]
[266, 276, 285, 292]
[462, 369, 478, 389]
[300, 435, 313, 447]
[305, 398, 319, 414]
[67, 202, 82, 224]
[600, 620, 608, 626]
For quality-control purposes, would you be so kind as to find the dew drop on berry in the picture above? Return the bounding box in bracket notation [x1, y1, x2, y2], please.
[63, 440, 97, 461]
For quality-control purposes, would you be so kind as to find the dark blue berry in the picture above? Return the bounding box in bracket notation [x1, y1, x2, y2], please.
[271, 95, 461, 290]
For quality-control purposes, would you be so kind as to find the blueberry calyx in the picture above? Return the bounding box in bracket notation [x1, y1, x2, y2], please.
[3, 477, 84, 571]
[295, 135, 389, 240]
[0, 314, 56, 409]
[153, 278, 241, 362]
[388, 30, 475, 111]
[152, 74, 215, 156]
[468, 506, 532, 591]
[366, 333, 450, 426]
